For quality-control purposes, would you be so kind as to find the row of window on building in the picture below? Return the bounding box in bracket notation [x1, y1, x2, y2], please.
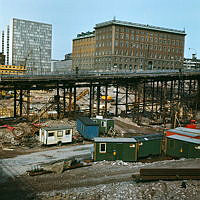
[96, 33, 183, 46]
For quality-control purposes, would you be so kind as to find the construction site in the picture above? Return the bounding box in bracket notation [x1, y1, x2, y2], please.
[1, 71, 200, 199]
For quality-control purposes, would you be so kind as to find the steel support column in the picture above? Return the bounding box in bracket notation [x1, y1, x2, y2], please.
[97, 85, 101, 115]
[178, 79, 181, 99]
[156, 81, 159, 117]
[152, 81, 155, 112]
[63, 87, 66, 115]
[26, 90, 30, 119]
[196, 79, 200, 111]
[125, 86, 128, 114]
[56, 86, 60, 119]
[160, 81, 163, 112]
[73, 86, 76, 112]
[143, 81, 146, 113]
[189, 79, 192, 96]
[104, 85, 108, 116]
[68, 87, 72, 114]
[89, 84, 94, 117]
[14, 89, 17, 117]
[19, 89, 23, 117]
[115, 85, 119, 116]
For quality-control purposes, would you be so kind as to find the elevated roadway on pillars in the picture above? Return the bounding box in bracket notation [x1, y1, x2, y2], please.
[0, 69, 200, 90]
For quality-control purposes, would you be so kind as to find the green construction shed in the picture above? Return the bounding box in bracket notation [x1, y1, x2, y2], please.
[166, 135, 200, 158]
[92, 116, 114, 135]
[133, 134, 164, 159]
[93, 137, 137, 162]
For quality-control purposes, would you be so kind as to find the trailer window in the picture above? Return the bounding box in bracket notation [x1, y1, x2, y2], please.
[100, 143, 106, 153]
[57, 131, 63, 137]
[48, 132, 54, 137]
[65, 129, 71, 135]
[101, 121, 106, 127]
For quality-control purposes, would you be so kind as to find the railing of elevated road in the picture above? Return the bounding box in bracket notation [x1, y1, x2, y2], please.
[0, 69, 200, 81]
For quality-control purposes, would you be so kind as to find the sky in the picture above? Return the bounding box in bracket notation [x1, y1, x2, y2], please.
[0, 0, 199, 60]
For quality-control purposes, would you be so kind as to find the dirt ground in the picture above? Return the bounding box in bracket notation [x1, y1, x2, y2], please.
[1, 117, 200, 200]
[1, 157, 200, 200]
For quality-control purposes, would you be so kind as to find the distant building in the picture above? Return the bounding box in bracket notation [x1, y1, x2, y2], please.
[64, 53, 72, 60]
[72, 19, 186, 71]
[1, 18, 52, 73]
[0, 65, 26, 75]
[184, 54, 200, 69]
[0, 53, 5, 65]
[51, 59, 72, 73]
[72, 31, 95, 71]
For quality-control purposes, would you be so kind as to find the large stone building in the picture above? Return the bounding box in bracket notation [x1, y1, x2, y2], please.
[72, 19, 186, 71]
[72, 31, 95, 71]
[1, 18, 52, 73]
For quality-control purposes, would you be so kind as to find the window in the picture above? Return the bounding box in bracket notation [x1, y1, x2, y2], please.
[101, 121, 106, 127]
[48, 132, 54, 137]
[57, 131, 63, 137]
[65, 129, 71, 135]
[100, 143, 106, 153]
[114, 40, 118, 47]
[120, 33, 124, 39]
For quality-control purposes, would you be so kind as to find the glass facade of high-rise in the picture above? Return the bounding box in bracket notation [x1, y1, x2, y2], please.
[3, 18, 52, 73]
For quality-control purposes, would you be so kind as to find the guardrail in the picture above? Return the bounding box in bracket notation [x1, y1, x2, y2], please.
[0, 69, 200, 80]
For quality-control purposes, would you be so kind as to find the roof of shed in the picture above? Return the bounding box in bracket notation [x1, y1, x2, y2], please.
[175, 127, 200, 134]
[167, 135, 200, 144]
[94, 137, 137, 143]
[41, 126, 72, 131]
[78, 117, 98, 126]
[166, 129, 199, 137]
[133, 134, 163, 142]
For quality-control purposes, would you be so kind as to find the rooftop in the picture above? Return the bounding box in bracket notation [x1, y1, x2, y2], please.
[94, 137, 137, 143]
[175, 127, 200, 134]
[167, 134, 200, 144]
[166, 129, 198, 137]
[133, 133, 163, 142]
[74, 31, 95, 40]
[41, 126, 73, 131]
[78, 116, 98, 126]
[95, 19, 186, 35]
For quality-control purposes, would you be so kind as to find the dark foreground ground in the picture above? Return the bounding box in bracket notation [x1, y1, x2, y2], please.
[1, 158, 200, 200]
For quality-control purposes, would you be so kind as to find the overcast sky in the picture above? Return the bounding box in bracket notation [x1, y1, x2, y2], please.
[0, 0, 199, 60]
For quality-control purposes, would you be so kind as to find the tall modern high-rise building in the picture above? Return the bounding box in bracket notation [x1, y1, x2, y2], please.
[1, 18, 52, 73]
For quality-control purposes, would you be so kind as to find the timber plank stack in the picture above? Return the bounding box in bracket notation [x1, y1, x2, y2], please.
[133, 168, 200, 182]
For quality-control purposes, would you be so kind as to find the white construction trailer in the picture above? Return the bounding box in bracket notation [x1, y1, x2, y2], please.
[39, 126, 73, 145]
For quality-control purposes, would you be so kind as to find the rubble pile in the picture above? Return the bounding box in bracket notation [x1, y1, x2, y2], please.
[38, 179, 200, 200]
[0, 118, 81, 149]
[0, 123, 40, 148]
[0, 121, 42, 147]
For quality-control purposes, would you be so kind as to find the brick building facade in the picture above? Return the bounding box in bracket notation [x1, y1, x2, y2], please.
[72, 19, 186, 71]
[72, 31, 95, 71]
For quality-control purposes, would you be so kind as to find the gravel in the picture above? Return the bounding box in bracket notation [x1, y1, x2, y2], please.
[37, 179, 200, 200]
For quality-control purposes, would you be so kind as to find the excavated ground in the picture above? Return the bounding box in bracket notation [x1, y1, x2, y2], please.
[1, 158, 200, 200]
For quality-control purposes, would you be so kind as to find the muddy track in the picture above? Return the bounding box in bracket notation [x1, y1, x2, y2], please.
[19, 166, 137, 193]
[114, 118, 160, 134]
